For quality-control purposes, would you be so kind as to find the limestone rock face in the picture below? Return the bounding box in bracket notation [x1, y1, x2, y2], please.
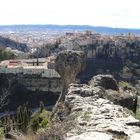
[51, 50, 86, 114]
[55, 50, 86, 90]
[89, 74, 119, 91]
[64, 84, 140, 140]
[89, 75, 136, 111]
[104, 89, 137, 112]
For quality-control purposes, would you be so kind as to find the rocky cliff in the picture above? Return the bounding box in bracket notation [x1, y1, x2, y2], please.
[0, 74, 62, 111]
[43, 33, 140, 83]
[55, 75, 140, 140]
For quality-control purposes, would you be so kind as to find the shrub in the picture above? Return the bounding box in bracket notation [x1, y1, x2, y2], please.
[119, 81, 134, 91]
[82, 111, 92, 121]
[29, 109, 49, 132]
[39, 118, 49, 128]
[0, 50, 15, 60]
[35, 121, 68, 140]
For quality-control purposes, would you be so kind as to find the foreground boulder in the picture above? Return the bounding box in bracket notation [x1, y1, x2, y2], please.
[89, 74, 119, 90]
[58, 83, 140, 140]
[89, 75, 137, 112]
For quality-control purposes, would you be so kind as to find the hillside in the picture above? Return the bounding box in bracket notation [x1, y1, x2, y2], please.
[0, 35, 29, 52]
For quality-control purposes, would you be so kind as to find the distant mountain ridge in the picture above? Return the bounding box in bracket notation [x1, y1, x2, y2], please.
[0, 25, 140, 35]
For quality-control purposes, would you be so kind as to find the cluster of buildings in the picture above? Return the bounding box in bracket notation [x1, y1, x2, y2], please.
[0, 56, 60, 78]
[0, 31, 64, 49]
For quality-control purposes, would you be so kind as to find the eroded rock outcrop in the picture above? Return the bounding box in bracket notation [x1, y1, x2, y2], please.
[63, 83, 140, 140]
[89, 74, 119, 90]
[89, 75, 137, 111]
[51, 50, 86, 117]
[55, 50, 86, 101]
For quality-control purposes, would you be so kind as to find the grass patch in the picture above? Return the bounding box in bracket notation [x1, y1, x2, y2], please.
[82, 111, 92, 121]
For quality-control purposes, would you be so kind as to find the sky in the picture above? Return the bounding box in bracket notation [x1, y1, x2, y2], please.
[0, 0, 140, 28]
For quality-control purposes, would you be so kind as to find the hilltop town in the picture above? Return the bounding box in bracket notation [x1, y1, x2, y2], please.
[0, 29, 140, 139]
[0, 30, 140, 82]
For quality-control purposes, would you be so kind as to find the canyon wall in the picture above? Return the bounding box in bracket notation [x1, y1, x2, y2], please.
[0, 74, 62, 111]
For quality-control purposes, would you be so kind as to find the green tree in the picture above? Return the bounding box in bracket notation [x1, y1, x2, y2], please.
[16, 104, 31, 132]
[0, 50, 15, 60]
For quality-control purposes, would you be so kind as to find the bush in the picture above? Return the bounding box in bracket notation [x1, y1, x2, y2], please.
[35, 121, 67, 140]
[30, 117, 41, 132]
[0, 50, 15, 60]
[39, 118, 49, 128]
[29, 109, 49, 132]
[119, 81, 134, 91]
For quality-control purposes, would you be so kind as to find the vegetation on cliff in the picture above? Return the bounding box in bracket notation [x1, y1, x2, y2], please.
[0, 50, 16, 60]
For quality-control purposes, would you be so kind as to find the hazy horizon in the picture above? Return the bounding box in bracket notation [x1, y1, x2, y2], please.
[1, 24, 140, 30]
[0, 0, 140, 29]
